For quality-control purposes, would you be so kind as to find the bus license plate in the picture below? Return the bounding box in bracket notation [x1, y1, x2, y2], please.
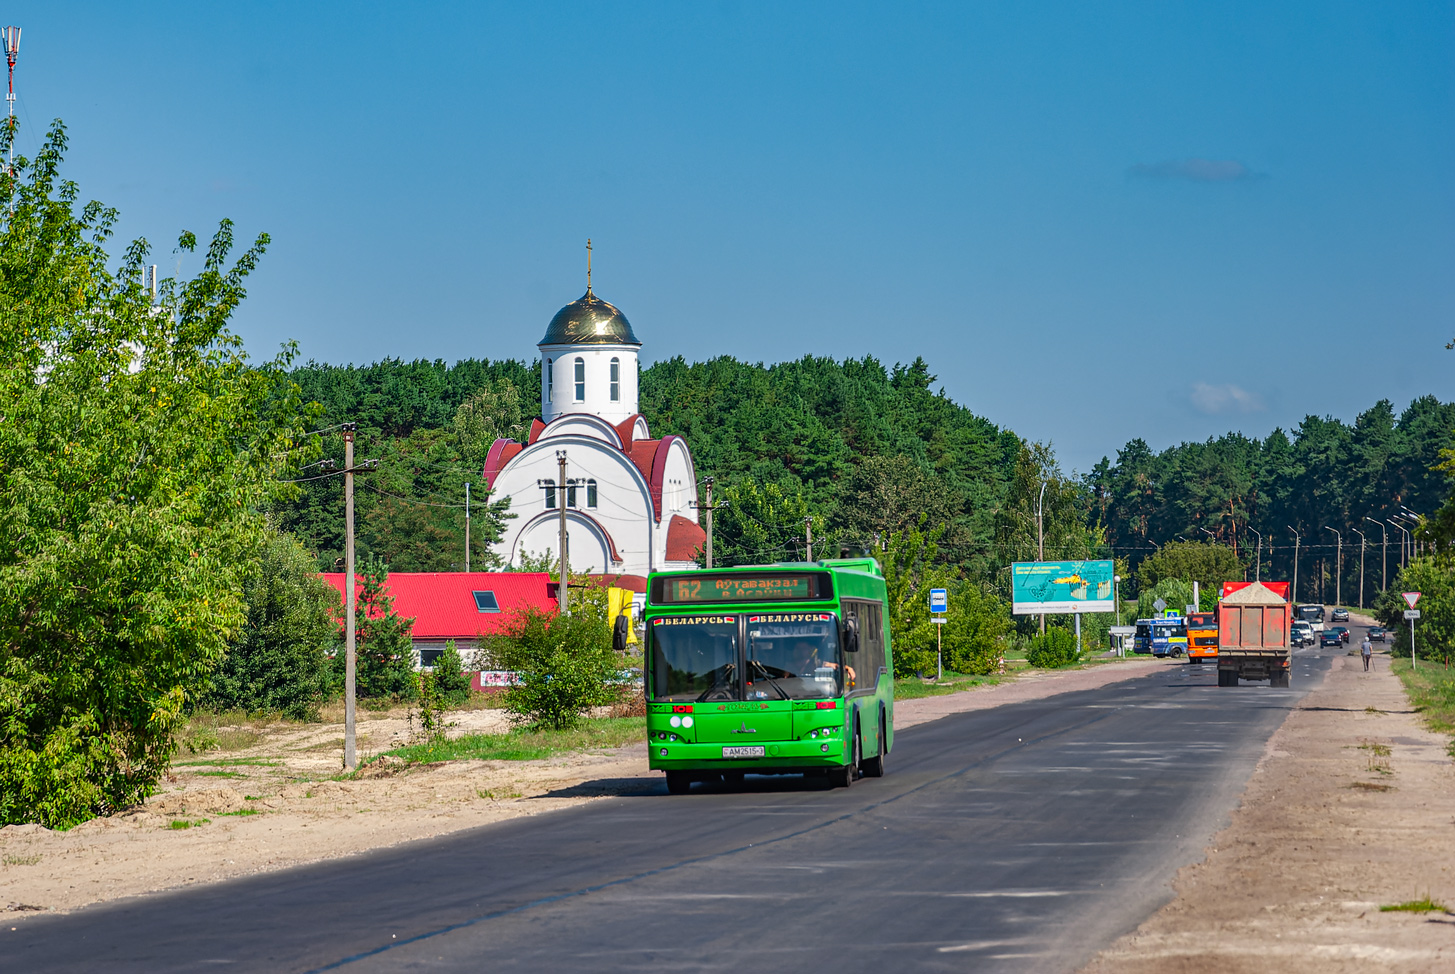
[722, 746, 765, 759]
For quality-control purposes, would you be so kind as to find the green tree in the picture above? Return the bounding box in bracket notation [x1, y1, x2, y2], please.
[1026, 628, 1080, 668]
[941, 582, 1011, 675]
[203, 529, 338, 720]
[339, 560, 418, 700]
[1374, 558, 1455, 661]
[1137, 541, 1244, 593]
[875, 518, 956, 676]
[1137, 579, 1196, 623]
[711, 480, 829, 567]
[0, 123, 308, 827]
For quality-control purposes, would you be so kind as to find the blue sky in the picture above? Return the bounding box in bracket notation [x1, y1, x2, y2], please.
[11, 2, 1454, 473]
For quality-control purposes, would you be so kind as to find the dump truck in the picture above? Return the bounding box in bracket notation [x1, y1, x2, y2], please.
[1216, 581, 1292, 687]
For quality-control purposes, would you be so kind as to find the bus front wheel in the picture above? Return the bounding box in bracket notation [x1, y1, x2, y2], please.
[830, 727, 861, 788]
[665, 771, 692, 795]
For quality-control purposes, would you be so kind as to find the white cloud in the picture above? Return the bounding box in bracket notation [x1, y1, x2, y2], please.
[1189, 382, 1266, 415]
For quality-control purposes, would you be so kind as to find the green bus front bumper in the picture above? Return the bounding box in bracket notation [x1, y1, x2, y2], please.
[648, 738, 851, 772]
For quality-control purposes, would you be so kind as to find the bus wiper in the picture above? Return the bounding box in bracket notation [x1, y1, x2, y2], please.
[748, 661, 790, 700]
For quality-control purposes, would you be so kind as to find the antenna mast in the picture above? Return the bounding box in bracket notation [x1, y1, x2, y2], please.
[2, 27, 18, 169]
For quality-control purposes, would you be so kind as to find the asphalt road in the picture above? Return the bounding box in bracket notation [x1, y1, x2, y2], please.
[9, 638, 1357, 974]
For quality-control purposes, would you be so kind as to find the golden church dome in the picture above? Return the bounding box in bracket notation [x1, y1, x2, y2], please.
[538, 290, 641, 346]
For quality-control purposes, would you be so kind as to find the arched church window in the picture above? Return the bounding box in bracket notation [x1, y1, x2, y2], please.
[546, 359, 554, 402]
[567, 483, 578, 508]
[587, 479, 598, 508]
[543, 479, 556, 509]
[609, 358, 620, 402]
[574, 358, 585, 401]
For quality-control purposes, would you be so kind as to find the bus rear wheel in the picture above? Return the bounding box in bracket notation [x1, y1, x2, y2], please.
[665, 771, 692, 795]
[861, 714, 886, 778]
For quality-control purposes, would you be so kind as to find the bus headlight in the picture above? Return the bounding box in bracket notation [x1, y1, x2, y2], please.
[669, 715, 681, 728]
[682, 716, 693, 728]
[659, 748, 668, 757]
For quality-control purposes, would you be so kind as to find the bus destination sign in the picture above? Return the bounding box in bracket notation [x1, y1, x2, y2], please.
[663, 573, 820, 604]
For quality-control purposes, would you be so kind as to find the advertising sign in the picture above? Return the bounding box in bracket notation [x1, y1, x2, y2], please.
[1011, 560, 1116, 615]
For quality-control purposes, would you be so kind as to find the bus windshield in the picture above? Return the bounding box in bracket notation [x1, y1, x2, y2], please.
[647, 613, 845, 702]
[649, 617, 738, 703]
[1296, 604, 1324, 622]
[745, 614, 843, 700]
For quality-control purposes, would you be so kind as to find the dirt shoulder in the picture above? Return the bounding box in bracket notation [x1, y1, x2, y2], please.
[1081, 653, 1455, 973]
[0, 658, 1166, 920]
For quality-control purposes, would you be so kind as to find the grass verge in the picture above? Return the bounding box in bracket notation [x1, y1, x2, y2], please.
[893, 672, 1008, 701]
[1390, 658, 1455, 757]
[373, 717, 645, 767]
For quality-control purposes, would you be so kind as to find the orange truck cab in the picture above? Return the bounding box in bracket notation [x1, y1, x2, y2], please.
[1185, 612, 1218, 661]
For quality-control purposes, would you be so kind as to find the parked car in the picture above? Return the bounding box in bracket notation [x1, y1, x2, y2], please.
[1319, 629, 1343, 648]
[1290, 621, 1315, 648]
[1331, 608, 1350, 622]
[1368, 626, 1387, 643]
[1328, 625, 1350, 644]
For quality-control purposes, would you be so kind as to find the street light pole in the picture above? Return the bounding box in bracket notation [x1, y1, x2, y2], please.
[1247, 527, 1262, 582]
[1351, 528, 1366, 609]
[1387, 520, 1408, 572]
[1365, 517, 1387, 594]
[1286, 527, 1300, 603]
[1323, 527, 1342, 607]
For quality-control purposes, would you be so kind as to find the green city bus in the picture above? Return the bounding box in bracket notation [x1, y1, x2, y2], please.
[642, 559, 894, 794]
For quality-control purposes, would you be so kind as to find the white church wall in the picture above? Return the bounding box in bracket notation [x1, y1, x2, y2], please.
[491, 434, 658, 576]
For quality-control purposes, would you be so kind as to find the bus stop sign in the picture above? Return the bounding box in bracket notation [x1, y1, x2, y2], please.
[929, 588, 948, 613]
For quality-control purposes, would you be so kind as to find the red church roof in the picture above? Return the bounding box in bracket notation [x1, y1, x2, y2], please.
[320, 572, 557, 641]
[665, 514, 707, 562]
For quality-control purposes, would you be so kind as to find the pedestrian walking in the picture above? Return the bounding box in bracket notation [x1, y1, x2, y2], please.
[1361, 635, 1373, 672]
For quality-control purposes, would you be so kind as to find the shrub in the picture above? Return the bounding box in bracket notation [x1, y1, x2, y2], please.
[432, 640, 473, 706]
[491, 606, 618, 730]
[1026, 628, 1080, 668]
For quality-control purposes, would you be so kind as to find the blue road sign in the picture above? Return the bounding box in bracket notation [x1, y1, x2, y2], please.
[929, 588, 948, 613]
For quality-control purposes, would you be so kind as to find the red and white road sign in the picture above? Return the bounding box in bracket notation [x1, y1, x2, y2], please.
[1402, 592, 1421, 609]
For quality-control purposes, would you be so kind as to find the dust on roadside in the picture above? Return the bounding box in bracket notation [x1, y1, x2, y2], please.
[1081, 653, 1455, 974]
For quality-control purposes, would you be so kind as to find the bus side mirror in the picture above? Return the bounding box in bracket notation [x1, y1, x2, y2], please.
[843, 618, 860, 653]
[612, 614, 630, 653]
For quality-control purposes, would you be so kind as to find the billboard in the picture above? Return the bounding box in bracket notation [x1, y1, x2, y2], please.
[1012, 560, 1116, 615]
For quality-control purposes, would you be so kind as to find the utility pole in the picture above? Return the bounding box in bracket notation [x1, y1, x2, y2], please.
[704, 479, 713, 569]
[1036, 480, 1047, 636]
[344, 425, 356, 770]
[557, 451, 569, 613]
[2, 26, 18, 171]
[693, 478, 725, 569]
[464, 481, 471, 573]
[805, 516, 813, 562]
[1287, 527, 1300, 604]
[1323, 527, 1342, 607]
[1365, 517, 1387, 594]
[1248, 526, 1262, 582]
[1351, 528, 1366, 609]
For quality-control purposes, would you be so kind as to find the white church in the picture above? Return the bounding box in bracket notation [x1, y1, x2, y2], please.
[483, 277, 705, 583]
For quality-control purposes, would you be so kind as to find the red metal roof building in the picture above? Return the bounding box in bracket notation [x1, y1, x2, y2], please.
[320, 572, 557, 666]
